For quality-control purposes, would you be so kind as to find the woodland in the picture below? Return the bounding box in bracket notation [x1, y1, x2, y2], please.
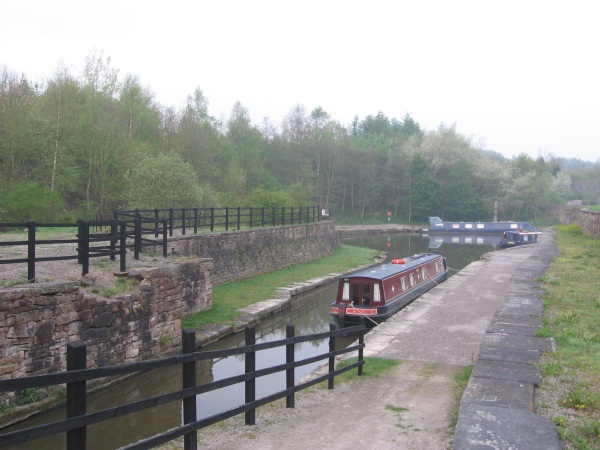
[1, 54, 599, 224]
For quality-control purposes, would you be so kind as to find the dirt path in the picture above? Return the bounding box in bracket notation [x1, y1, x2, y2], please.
[192, 360, 460, 450]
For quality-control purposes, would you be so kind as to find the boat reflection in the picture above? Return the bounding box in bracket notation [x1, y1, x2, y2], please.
[424, 233, 502, 249]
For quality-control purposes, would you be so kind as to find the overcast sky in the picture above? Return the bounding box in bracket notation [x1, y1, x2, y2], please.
[2, 0, 599, 162]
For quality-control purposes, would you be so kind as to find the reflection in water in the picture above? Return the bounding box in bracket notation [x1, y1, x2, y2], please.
[5, 232, 493, 449]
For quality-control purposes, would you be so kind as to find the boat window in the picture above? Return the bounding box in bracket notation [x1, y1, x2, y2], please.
[452, 223, 460, 229]
[351, 284, 360, 304]
[401, 277, 407, 290]
[510, 224, 518, 229]
[465, 223, 473, 229]
[409, 273, 415, 286]
[342, 281, 350, 300]
[477, 224, 484, 229]
[423, 268, 428, 280]
[373, 283, 381, 303]
[435, 261, 440, 273]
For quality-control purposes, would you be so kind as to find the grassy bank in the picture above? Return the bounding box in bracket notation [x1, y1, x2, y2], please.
[537, 224, 600, 449]
[182, 244, 380, 328]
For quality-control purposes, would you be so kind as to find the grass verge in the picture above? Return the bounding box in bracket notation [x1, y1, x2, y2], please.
[182, 245, 380, 328]
[536, 224, 600, 450]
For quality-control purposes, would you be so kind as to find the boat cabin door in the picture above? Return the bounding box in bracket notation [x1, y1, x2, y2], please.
[351, 282, 372, 306]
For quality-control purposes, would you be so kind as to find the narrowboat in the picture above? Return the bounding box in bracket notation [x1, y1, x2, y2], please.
[330, 253, 448, 327]
[425, 216, 535, 234]
[499, 230, 542, 249]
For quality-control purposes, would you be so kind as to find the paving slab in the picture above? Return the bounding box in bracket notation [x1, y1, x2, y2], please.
[461, 377, 535, 411]
[453, 404, 562, 450]
[472, 358, 541, 386]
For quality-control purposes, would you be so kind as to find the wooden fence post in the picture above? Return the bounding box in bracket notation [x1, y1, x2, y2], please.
[80, 221, 90, 276]
[119, 221, 127, 273]
[134, 218, 141, 260]
[328, 323, 336, 390]
[182, 330, 197, 450]
[358, 317, 365, 376]
[286, 324, 295, 408]
[245, 326, 256, 425]
[27, 221, 36, 282]
[162, 219, 168, 258]
[168, 208, 174, 237]
[67, 342, 87, 450]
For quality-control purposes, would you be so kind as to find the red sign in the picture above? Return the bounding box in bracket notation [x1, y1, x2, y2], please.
[346, 308, 377, 315]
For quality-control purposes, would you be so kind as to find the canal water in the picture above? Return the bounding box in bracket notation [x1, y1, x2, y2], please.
[5, 232, 501, 449]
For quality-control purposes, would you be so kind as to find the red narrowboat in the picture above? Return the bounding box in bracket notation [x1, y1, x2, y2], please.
[330, 253, 448, 327]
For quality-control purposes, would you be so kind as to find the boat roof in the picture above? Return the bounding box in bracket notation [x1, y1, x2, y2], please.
[343, 253, 443, 281]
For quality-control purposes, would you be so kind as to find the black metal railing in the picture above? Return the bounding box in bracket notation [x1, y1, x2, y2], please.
[0, 322, 366, 450]
[112, 206, 321, 237]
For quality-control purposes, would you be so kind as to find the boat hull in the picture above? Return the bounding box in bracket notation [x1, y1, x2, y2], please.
[330, 253, 449, 327]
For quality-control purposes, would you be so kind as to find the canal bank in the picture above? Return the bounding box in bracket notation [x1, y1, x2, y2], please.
[180, 228, 560, 449]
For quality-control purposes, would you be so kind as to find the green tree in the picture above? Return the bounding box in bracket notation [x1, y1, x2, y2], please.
[124, 152, 218, 209]
[410, 154, 441, 221]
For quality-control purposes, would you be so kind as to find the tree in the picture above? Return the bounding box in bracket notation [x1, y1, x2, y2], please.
[124, 152, 218, 209]
[410, 154, 441, 221]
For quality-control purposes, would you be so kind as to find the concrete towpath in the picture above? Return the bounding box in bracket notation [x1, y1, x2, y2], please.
[191, 230, 561, 449]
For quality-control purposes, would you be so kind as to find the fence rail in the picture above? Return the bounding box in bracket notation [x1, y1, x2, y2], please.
[0, 206, 322, 283]
[112, 206, 321, 236]
[0, 322, 365, 450]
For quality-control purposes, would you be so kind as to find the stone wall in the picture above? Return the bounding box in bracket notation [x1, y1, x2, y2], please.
[0, 258, 212, 405]
[555, 207, 600, 237]
[166, 221, 339, 284]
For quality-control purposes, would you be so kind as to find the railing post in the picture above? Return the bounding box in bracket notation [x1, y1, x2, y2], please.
[225, 207, 230, 231]
[169, 208, 174, 237]
[134, 217, 141, 260]
[67, 342, 87, 450]
[291, 207, 294, 225]
[286, 324, 295, 408]
[162, 219, 168, 258]
[182, 208, 187, 235]
[245, 326, 256, 425]
[79, 220, 90, 276]
[194, 208, 198, 234]
[261, 207, 265, 227]
[27, 221, 36, 282]
[182, 330, 197, 450]
[299, 206, 302, 225]
[119, 221, 127, 273]
[358, 317, 365, 376]
[210, 207, 215, 232]
[328, 323, 336, 390]
[272, 207, 276, 227]
[236, 207, 241, 231]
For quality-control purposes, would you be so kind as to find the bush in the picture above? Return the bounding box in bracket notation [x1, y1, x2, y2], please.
[0, 181, 66, 222]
